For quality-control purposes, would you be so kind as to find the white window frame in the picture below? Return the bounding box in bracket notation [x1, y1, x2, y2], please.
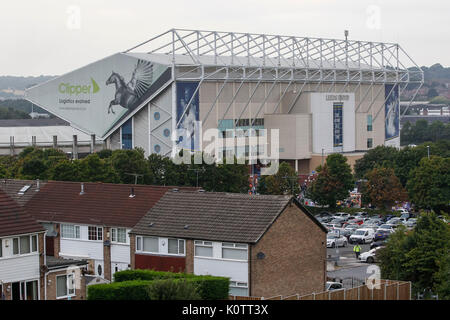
[136, 236, 159, 254]
[88, 226, 103, 241]
[221, 242, 248, 261]
[111, 228, 127, 244]
[11, 234, 39, 256]
[61, 224, 81, 240]
[167, 238, 185, 256]
[56, 274, 75, 299]
[194, 240, 213, 258]
[229, 281, 249, 296]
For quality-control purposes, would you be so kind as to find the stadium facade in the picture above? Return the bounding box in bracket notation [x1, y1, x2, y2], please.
[26, 29, 424, 174]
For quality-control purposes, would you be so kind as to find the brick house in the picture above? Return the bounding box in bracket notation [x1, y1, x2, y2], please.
[21, 180, 189, 282]
[0, 187, 87, 300]
[130, 189, 328, 297]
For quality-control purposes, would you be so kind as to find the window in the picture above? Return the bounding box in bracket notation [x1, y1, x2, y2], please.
[61, 224, 80, 239]
[367, 138, 373, 149]
[142, 237, 159, 253]
[136, 237, 142, 251]
[229, 281, 248, 296]
[56, 274, 75, 298]
[31, 235, 37, 252]
[194, 240, 213, 257]
[222, 243, 248, 261]
[20, 236, 30, 254]
[168, 239, 185, 255]
[88, 226, 103, 241]
[367, 115, 373, 131]
[121, 119, 133, 150]
[111, 228, 127, 243]
[13, 238, 19, 255]
[12, 235, 38, 255]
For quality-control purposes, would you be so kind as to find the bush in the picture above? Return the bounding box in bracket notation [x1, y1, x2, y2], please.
[146, 279, 201, 300]
[90, 270, 230, 300]
[87, 280, 151, 300]
[113, 269, 195, 282]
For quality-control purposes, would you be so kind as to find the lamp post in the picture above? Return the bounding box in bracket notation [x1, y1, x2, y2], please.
[427, 145, 430, 159]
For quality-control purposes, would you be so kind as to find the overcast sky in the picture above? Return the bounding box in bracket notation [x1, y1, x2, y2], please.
[1, 0, 448, 76]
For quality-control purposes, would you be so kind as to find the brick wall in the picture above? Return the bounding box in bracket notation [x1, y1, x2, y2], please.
[103, 227, 111, 281]
[39, 232, 45, 299]
[54, 223, 60, 258]
[185, 239, 194, 274]
[130, 234, 136, 269]
[250, 202, 327, 297]
[46, 268, 86, 300]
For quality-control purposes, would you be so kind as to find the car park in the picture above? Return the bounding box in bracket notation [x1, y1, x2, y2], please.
[349, 228, 375, 244]
[359, 246, 384, 263]
[370, 240, 386, 250]
[343, 218, 364, 227]
[326, 233, 348, 248]
[330, 217, 346, 227]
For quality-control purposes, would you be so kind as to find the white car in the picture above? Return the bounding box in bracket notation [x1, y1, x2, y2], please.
[349, 228, 375, 244]
[332, 212, 351, 220]
[377, 224, 396, 233]
[359, 246, 384, 263]
[326, 281, 344, 291]
[326, 233, 348, 248]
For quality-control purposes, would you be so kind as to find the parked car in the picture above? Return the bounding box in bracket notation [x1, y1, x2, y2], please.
[326, 281, 344, 291]
[374, 229, 392, 241]
[326, 233, 348, 248]
[332, 212, 351, 220]
[377, 224, 396, 232]
[343, 218, 364, 227]
[355, 212, 368, 218]
[330, 218, 346, 227]
[381, 215, 395, 222]
[349, 228, 375, 244]
[359, 246, 384, 263]
[396, 208, 409, 215]
[370, 240, 386, 250]
[386, 218, 403, 226]
[339, 228, 354, 240]
[404, 218, 417, 229]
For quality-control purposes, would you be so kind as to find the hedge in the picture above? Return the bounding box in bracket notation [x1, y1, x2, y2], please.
[88, 271, 229, 300]
[87, 280, 151, 300]
[113, 269, 196, 282]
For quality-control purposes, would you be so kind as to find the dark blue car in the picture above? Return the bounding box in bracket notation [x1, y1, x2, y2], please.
[374, 229, 392, 241]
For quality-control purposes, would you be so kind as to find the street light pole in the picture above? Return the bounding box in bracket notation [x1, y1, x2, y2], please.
[427, 145, 430, 159]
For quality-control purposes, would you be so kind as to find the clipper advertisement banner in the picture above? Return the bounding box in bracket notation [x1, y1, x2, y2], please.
[385, 84, 400, 140]
[26, 53, 170, 138]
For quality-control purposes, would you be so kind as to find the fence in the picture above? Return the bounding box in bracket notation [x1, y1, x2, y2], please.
[229, 279, 411, 301]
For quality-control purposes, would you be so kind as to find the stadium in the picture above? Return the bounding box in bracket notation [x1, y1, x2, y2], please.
[25, 29, 424, 174]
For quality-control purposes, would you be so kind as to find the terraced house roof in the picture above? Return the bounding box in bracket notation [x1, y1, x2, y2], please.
[0, 188, 45, 237]
[24, 181, 194, 228]
[131, 190, 324, 243]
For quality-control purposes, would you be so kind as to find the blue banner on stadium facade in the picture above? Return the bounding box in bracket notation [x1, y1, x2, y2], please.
[176, 81, 200, 151]
[385, 84, 400, 140]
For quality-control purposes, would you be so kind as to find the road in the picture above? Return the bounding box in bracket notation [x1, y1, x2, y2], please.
[326, 243, 381, 288]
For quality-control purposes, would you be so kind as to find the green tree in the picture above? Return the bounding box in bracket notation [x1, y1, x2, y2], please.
[110, 148, 151, 184]
[49, 160, 80, 181]
[306, 154, 354, 208]
[406, 156, 450, 212]
[378, 213, 450, 297]
[363, 167, 408, 209]
[257, 162, 299, 196]
[354, 145, 399, 179]
[78, 153, 120, 183]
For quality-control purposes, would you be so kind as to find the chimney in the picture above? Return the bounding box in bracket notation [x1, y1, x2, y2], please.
[36, 179, 40, 192]
[129, 187, 135, 198]
[80, 183, 85, 195]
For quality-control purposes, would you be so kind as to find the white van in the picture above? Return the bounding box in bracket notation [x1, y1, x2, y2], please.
[349, 228, 375, 244]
